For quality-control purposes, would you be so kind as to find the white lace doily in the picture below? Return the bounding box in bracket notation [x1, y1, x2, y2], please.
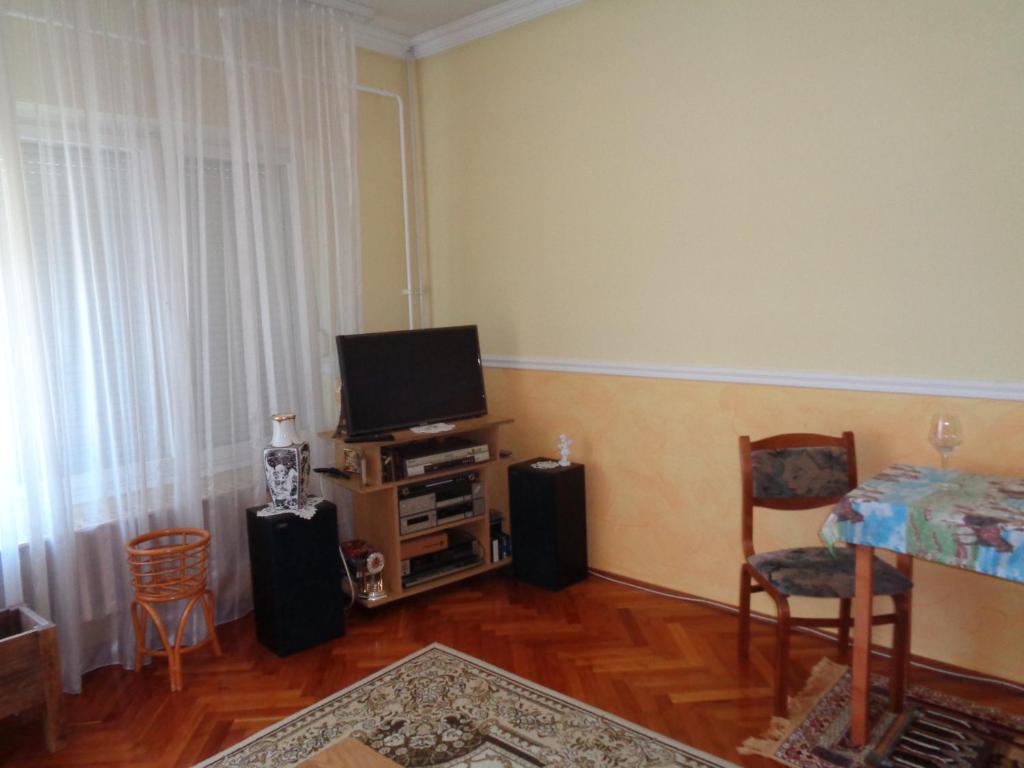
[256, 496, 324, 520]
[410, 422, 455, 434]
[531, 460, 559, 470]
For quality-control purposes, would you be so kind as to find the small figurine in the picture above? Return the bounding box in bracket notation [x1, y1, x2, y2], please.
[558, 433, 572, 467]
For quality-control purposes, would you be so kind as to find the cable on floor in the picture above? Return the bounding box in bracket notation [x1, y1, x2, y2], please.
[588, 569, 1024, 695]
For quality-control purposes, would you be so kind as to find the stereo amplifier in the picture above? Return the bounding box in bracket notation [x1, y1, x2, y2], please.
[398, 470, 484, 535]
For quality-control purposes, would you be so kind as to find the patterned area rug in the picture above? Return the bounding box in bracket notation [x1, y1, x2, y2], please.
[740, 658, 1024, 768]
[194, 643, 735, 768]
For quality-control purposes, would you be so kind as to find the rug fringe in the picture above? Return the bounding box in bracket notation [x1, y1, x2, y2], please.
[738, 657, 849, 759]
[737, 716, 790, 756]
[791, 657, 848, 718]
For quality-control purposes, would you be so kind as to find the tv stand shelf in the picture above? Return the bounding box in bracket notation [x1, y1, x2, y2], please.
[325, 455, 514, 495]
[321, 414, 514, 608]
[397, 513, 484, 542]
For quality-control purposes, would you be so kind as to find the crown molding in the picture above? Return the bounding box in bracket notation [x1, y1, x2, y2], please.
[410, 0, 585, 59]
[354, 22, 412, 58]
[482, 355, 1024, 402]
[314, 0, 375, 21]
[352, 0, 583, 61]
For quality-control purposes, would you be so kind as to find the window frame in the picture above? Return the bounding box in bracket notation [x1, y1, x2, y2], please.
[9, 102, 299, 530]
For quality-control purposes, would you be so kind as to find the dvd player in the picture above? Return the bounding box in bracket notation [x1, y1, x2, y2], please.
[401, 438, 490, 477]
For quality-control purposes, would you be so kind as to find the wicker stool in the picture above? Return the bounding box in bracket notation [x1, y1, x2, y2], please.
[125, 528, 222, 691]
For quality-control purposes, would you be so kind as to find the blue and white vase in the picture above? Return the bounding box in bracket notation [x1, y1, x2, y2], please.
[264, 414, 310, 512]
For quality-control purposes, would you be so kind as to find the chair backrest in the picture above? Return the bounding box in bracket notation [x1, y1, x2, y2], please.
[125, 528, 211, 603]
[739, 432, 856, 558]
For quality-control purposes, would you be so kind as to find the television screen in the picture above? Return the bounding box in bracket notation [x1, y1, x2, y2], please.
[336, 325, 488, 437]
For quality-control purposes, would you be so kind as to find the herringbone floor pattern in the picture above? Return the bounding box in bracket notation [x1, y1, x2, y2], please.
[2, 574, 1020, 767]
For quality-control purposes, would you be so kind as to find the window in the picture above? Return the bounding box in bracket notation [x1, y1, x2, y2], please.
[10, 128, 296, 529]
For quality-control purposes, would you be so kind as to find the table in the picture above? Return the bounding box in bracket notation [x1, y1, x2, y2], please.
[297, 738, 400, 767]
[821, 464, 1024, 745]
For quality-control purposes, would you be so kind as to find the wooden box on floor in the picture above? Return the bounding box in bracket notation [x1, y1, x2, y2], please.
[0, 604, 65, 752]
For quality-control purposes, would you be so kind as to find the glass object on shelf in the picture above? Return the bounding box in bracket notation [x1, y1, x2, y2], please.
[928, 413, 963, 469]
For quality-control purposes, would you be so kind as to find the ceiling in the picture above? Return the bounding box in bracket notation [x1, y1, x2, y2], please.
[359, 0, 508, 37]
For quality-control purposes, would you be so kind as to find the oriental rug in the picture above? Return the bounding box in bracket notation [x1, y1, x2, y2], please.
[740, 658, 1024, 768]
[195, 643, 735, 768]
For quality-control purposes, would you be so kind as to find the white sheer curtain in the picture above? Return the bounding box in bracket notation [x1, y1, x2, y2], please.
[0, 0, 360, 692]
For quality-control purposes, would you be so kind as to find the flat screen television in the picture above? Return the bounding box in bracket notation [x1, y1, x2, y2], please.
[336, 325, 488, 437]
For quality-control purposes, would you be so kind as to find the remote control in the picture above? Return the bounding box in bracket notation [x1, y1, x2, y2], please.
[314, 467, 352, 479]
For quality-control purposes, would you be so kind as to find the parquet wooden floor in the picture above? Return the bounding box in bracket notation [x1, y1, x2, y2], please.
[2, 573, 1021, 767]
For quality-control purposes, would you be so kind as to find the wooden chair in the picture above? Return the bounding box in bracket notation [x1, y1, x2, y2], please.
[125, 528, 221, 691]
[737, 432, 912, 717]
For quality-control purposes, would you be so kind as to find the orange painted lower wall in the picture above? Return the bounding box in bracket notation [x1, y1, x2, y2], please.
[484, 366, 1024, 682]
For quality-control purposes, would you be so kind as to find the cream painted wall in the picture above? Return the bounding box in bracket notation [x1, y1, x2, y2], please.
[415, 1, 1024, 679]
[356, 49, 417, 333]
[419, 0, 1024, 382]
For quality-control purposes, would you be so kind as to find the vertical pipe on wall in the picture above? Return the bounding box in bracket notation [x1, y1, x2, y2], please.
[405, 53, 429, 330]
[356, 84, 415, 329]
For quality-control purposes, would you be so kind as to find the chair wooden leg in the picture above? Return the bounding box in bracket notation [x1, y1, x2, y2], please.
[738, 567, 752, 658]
[837, 598, 851, 657]
[773, 600, 791, 717]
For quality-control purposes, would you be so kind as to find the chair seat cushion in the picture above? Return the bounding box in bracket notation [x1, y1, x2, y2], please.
[747, 546, 912, 598]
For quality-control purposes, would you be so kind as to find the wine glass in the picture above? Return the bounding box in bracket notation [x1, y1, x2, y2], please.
[928, 413, 963, 469]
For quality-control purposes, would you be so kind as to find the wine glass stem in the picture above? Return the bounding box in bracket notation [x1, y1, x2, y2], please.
[940, 452, 949, 470]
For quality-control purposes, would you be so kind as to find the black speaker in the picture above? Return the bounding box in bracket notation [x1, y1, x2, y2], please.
[246, 501, 345, 656]
[509, 459, 587, 591]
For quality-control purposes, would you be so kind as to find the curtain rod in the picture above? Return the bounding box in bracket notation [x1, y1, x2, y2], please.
[0, 6, 357, 77]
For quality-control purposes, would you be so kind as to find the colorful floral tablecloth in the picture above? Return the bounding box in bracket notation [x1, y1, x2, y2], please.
[820, 464, 1024, 584]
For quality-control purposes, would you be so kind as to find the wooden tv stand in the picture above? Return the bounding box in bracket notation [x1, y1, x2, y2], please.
[320, 415, 513, 607]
